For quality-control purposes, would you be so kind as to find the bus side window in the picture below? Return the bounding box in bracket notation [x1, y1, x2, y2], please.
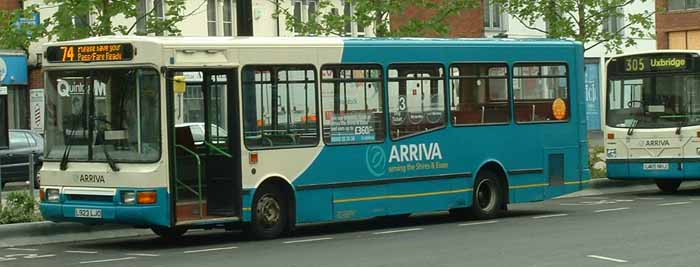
[513, 63, 569, 123]
[242, 65, 319, 149]
[388, 64, 446, 139]
[450, 63, 510, 125]
[320, 64, 385, 144]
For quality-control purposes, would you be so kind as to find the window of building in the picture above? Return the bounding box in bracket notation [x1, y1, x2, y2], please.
[223, 0, 234, 36]
[450, 63, 510, 125]
[669, 0, 700, 10]
[321, 64, 385, 144]
[154, 0, 165, 36]
[137, 1, 148, 34]
[388, 64, 446, 139]
[484, 0, 504, 31]
[207, 0, 217, 36]
[308, 0, 317, 22]
[669, 30, 700, 49]
[242, 65, 319, 148]
[513, 63, 569, 123]
[602, 9, 624, 35]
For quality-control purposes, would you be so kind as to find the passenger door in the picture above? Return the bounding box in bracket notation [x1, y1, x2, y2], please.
[167, 69, 242, 224]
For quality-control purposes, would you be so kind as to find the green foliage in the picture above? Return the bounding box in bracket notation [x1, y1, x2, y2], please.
[490, 0, 655, 52]
[273, 0, 479, 37]
[0, 191, 42, 224]
[0, 5, 46, 51]
[44, 0, 188, 41]
[589, 146, 607, 179]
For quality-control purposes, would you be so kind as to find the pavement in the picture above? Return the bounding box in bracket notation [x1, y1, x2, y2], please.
[1, 180, 699, 266]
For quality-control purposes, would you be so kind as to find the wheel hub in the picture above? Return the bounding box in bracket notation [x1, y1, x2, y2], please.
[476, 179, 496, 211]
[256, 194, 281, 227]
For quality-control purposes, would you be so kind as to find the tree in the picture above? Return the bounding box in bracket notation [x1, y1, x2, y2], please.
[0, 5, 46, 51]
[44, 0, 188, 41]
[490, 0, 655, 52]
[273, 0, 479, 37]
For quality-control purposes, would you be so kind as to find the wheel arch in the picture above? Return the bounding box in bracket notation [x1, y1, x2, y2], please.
[475, 160, 510, 205]
[253, 175, 297, 231]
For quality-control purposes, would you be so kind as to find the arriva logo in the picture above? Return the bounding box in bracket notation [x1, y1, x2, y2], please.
[389, 142, 443, 163]
[366, 145, 387, 177]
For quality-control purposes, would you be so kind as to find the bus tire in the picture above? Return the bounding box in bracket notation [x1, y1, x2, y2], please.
[248, 186, 288, 239]
[655, 179, 681, 193]
[470, 170, 504, 220]
[151, 226, 187, 240]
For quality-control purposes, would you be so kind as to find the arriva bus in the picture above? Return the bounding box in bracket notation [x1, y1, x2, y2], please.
[604, 51, 700, 193]
[39, 36, 590, 239]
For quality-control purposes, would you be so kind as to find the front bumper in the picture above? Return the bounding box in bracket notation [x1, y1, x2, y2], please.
[40, 187, 171, 227]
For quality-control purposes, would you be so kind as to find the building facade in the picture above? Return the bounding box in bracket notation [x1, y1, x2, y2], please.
[656, 0, 700, 49]
[1, 1, 31, 129]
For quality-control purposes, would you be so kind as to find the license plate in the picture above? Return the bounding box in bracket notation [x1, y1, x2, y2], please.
[643, 163, 669, 170]
[75, 208, 102, 218]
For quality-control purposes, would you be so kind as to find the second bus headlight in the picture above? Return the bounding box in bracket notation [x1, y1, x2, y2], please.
[46, 189, 60, 202]
[122, 192, 137, 205]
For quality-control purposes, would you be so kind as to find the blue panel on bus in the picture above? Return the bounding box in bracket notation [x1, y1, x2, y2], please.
[289, 39, 588, 224]
[584, 62, 601, 131]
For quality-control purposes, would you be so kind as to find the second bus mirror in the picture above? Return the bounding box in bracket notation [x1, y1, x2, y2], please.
[173, 76, 186, 93]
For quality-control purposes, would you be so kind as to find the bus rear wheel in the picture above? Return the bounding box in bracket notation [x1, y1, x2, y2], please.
[655, 179, 681, 193]
[248, 186, 288, 239]
[470, 170, 505, 220]
[151, 226, 187, 240]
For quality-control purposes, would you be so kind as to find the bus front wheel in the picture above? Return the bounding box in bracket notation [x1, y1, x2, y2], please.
[470, 170, 505, 220]
[655, 179, 682, 193]
[248, 186, 288, 239]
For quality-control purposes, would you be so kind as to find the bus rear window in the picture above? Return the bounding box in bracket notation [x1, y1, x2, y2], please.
[513, 63, 569, 123]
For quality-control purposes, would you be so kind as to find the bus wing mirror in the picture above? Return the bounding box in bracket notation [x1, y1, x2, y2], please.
[174, 76, 186, 94]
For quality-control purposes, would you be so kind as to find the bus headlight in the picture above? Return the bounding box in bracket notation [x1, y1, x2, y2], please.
[122, 192, 137, 205]
[607, 149, 617, 159]
[46, 189, 60, 202]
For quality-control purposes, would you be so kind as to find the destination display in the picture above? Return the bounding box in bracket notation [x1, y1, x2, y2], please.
[612, 54, 696, 74]
[46, 43, 134, 63]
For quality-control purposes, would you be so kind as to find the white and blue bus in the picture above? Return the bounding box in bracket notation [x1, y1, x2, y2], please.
[39, 36, 590, 239]
[604, 51, 700, 193]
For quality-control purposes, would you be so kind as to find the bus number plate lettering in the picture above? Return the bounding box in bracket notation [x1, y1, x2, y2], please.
[643, 163, 669, 171]
[75, 208, 102, 218]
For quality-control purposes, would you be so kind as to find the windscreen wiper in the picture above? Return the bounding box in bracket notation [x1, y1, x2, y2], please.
[102, 145, 120, 172]
[59, 128, 77, 170]
[676, 120, 686, 135]
[627, 119, 639, 136]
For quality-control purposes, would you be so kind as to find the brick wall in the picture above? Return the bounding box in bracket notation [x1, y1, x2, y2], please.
[656, 0, 700, 49]
[390, 1, 484, 37]
[28, 68, 43, 89]
[0, 0, 21, 11]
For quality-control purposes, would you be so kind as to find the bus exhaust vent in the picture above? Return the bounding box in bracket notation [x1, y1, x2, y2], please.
[548, 153, 565, 186]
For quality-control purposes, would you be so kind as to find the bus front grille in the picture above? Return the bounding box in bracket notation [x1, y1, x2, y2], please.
[67, 194, 114, 202]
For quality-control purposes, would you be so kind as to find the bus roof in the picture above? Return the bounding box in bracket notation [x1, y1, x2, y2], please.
[43, 35, 582, 49]
[608, 49, 700, 59]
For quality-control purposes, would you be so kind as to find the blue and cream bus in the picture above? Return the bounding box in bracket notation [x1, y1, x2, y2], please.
[39, 36, 590, 239]
[604, 51, 700, 193]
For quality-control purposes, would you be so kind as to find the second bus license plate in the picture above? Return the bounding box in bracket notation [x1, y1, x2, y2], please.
[75, 208, 102, 218]
[643, 163, 669, 170]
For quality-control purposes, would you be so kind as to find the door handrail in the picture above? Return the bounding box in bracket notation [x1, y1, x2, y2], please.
[204, 141, 233, 158]
[175, 144, 204, 219]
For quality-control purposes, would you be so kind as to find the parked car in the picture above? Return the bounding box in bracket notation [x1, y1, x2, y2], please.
[0, 129, 43, 189]
[176, 122, 228, 145]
